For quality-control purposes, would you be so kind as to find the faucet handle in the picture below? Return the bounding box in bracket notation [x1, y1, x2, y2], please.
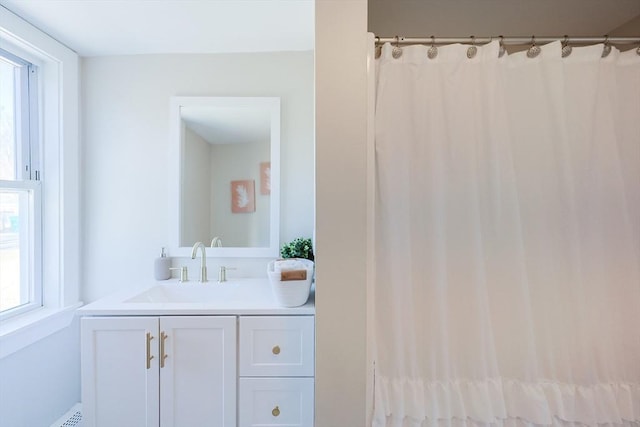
[169, 266, 188, 282]
[218, 266, 236, 283]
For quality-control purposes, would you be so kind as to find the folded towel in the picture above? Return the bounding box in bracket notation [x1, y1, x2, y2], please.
[274, 259, 307, 272]
[281, 269, 307, 281]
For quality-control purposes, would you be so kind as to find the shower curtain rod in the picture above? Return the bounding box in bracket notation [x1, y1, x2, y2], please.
[375, 35, 640, 46]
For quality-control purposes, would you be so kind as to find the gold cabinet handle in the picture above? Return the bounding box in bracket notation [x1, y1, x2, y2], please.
[146, 333, 154, 369]
[160, 331, 168, 368]
[272, 406, 280, 417]
[272, 345, 280, 355]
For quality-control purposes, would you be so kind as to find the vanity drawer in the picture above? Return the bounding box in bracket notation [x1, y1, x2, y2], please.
[239, 316, 314, 377]
[238, 377, 314, 427]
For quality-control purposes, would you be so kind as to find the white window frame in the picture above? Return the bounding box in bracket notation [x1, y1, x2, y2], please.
[0, 47, 43, 320]
[0, 6, 81, 358]
[0, 182, 42, 318]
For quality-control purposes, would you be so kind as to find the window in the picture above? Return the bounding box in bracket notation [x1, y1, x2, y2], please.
[0, 6, 79, 358]
[0, 47, 41, 319]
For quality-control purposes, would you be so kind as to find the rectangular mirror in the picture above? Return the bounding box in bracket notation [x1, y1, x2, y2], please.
[169, 97, 280, 257]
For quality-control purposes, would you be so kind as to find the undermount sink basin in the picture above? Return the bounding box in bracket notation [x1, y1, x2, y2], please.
[125, 281, 253, 303]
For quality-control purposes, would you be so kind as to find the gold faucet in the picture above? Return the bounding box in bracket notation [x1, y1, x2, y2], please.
[191, 241, 208, 282]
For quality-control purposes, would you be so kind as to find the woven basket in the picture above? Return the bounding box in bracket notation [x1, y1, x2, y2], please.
[267, 259, 314, 307]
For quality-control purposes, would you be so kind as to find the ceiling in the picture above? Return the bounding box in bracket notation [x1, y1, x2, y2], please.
[1, 0, 638, 57]
[368, 0, 640, 39]
[0, 0, 314, 56]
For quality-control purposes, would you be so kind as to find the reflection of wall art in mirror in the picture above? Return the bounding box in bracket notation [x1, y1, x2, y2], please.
[231, 180, 255, 213]
[260, 162, 271, 195]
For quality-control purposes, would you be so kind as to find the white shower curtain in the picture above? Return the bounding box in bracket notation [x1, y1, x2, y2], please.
[373, 41, 640, 427]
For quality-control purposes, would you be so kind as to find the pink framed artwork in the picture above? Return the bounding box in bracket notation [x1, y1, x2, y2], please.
[260, 162, 271, 195]
[231, 180, 255, 213]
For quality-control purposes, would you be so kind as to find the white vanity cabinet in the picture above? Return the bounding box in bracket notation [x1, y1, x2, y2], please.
[81, 316, 236, 427]
[79, 282, 315, 427]
[81, 314, 314, 427]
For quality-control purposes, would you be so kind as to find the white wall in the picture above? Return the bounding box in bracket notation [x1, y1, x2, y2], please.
[367, 0, 640, 39]
[315, 1, 370, 426]
[0, 318, 81, 426]
[82, 51, 314, 302]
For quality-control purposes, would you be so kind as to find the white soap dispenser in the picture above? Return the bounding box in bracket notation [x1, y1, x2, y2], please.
[154, 247, 171, 280]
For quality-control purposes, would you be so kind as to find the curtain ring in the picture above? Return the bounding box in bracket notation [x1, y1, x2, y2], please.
[561, 35, 572, 58]
[392, 35, 403, 59]
[467, 35, 478, 59]
[602, 35, 612, 58]
[427, 35, 438, 59]
[527, 35, 541, 58]
[498, 35, 506, 58]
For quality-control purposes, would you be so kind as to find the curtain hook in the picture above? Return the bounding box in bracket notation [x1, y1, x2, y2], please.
[602, 35, 612, 58]
[498, 35, 506, 58]
[527, 35, 541, 58]
[427, 35, 438, 59]
[467, 35, 478, 59]
[392, 35, 403, 59]
[561, 35, 572, 58]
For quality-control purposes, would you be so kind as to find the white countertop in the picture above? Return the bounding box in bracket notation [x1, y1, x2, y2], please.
[78, 278, 315, 316]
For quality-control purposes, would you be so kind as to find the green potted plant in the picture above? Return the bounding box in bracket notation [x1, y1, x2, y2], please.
[268, 237, 314, 307]
[280, 237, 314, 261]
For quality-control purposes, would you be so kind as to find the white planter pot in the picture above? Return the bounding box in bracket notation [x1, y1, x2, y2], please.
[267, 259, 314, 307]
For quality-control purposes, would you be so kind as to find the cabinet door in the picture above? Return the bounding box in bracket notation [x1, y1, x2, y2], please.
[81, 317, 159, 427]
[159, 316, 236, 427]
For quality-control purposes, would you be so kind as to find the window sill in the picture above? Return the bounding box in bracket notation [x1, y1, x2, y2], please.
[0, 302, 83, 359]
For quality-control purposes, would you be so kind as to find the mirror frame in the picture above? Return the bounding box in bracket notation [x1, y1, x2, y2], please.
[168, 96, 281, 257]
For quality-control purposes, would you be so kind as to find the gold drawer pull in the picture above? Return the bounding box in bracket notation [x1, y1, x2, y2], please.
[160, 331, 168, 368]
[146, 333, 154, 369]
[272, 406, 280, 417]
[272, 345, 280, 355]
